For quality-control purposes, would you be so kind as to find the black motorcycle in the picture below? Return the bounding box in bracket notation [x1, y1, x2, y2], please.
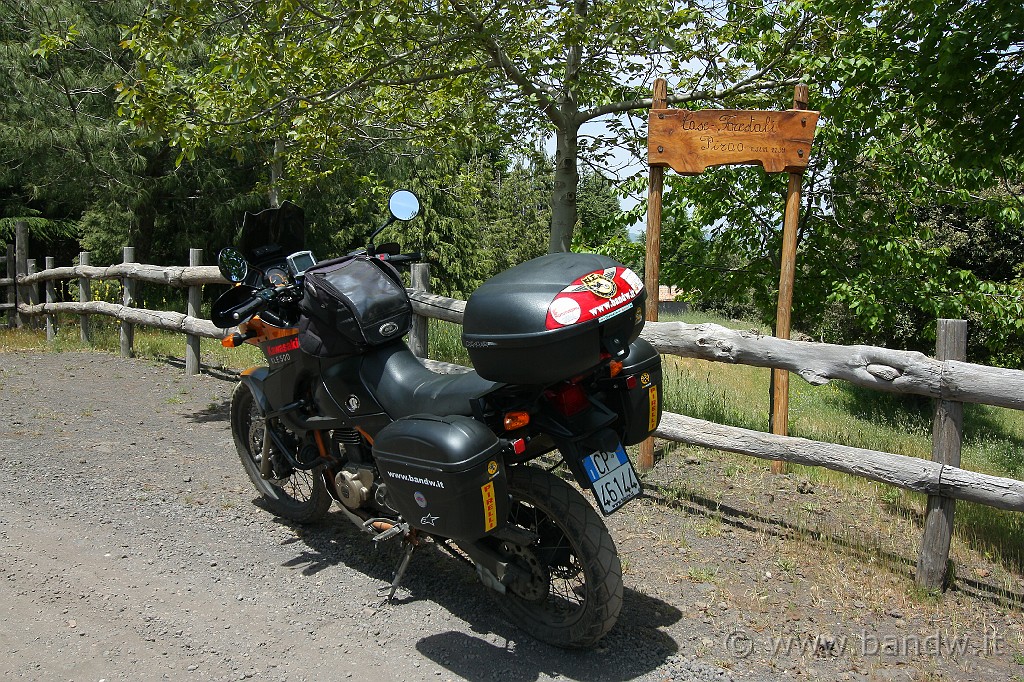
[211, 190, 662, 648]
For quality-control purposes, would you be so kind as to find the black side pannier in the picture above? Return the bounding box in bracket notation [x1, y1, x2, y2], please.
[299, 256, 412, 357]
[373, 414, 508, 541]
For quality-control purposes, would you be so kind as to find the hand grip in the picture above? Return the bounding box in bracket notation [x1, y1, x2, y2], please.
[381, 252, 422, 265]
[231, 294, 268, 321]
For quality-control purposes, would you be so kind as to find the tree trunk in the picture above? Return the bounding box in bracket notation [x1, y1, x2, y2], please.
[549, 122, 580, 253]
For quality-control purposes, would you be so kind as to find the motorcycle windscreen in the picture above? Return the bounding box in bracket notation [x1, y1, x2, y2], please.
[236, 201, 305, 263]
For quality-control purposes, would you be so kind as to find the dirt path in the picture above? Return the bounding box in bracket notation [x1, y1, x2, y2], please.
[1, 351, 1020, 681]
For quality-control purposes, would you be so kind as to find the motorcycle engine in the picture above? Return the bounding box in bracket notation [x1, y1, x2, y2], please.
[335, 467, 375, 510]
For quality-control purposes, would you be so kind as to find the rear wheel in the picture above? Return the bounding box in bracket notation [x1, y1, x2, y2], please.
[229, 381, 331, 523]
[493, 465, 623, 648]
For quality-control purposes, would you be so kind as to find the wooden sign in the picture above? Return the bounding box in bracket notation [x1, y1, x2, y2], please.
[641, 84, 816, 473]
[648, 109, 819, 175]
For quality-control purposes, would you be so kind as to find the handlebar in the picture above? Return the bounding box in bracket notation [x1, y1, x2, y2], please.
[231, 296, 266, 322]
[231, 287, 279, 321]
[377, 252, 422, 265]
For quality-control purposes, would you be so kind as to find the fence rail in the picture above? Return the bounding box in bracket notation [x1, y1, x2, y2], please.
[409, 291, 1024, 410]
[10, 234, 230, 360]
[9, 243, 1024, 592]
[18, 262, 224, 287]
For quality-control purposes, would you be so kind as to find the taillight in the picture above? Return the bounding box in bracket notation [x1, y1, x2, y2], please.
[545, 382, 590, 417]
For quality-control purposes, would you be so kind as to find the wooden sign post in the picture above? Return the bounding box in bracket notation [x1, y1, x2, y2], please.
[640, 79, 668, 470]
[645, 81, 817, 472]
[770, 85, 811, 473]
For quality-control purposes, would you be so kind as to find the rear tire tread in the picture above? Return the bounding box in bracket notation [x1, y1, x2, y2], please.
[495, 465, 623, 648]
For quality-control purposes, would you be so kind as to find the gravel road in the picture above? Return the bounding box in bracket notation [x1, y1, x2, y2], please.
[1, 351, 1019, 682]
[0, 352, 736, 682]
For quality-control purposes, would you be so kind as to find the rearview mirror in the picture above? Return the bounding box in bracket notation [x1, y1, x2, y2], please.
[218, 248, 249, 283]
[388, 190, 420, 222]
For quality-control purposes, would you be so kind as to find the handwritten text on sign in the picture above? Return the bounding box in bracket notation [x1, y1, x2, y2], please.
[648, 109, 819, 175]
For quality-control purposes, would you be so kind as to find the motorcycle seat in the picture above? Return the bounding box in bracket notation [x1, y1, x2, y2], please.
[360, 342, 499, 419]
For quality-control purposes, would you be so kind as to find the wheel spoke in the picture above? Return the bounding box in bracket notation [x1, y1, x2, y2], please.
[230, 382, 330, 524]
[507, 493, 586, 617]
[493, 465, 622, 647]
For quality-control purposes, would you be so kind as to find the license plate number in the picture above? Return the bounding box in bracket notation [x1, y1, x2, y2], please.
[583, 445, 641, 516]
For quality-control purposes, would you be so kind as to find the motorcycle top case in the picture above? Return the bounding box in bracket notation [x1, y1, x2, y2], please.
[462, 253, 647, 384]
[298, 255, 412, 357]
[599, 338, 663, 445]
[372, 414, 509, 541]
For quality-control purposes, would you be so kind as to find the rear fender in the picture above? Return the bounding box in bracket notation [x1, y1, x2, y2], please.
[530, 396, 617, 488]
[548, 427, 622, 489]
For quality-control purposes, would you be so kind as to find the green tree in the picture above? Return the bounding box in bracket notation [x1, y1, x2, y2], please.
[572, 170, 643, 271]
[658, 0, 1024, 362]
[121, 1, 811, 253]
[0, 0, 273, 270]
[573, 171, 625, 247]
[477, 151, 551, 279]
[0, 0, 130, 255]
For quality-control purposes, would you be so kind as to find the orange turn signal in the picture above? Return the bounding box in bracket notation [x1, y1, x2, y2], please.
[609, 360, 624, 378]
[503, 411, 530, 431]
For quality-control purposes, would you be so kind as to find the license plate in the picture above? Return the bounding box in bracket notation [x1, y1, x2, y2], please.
[582, 445, 641, 516]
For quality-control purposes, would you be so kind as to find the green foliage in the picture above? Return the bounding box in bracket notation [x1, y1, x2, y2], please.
[572, 169, 643, 271]
[476, 154, 551, 277]
[0, 1, 273, 268]
[573, 171, 627, 247]
[657, 1, 1024, 364]
[120, 1, 811, 251]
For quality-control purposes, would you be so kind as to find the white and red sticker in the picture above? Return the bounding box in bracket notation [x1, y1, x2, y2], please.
[545, 267, 644, 330]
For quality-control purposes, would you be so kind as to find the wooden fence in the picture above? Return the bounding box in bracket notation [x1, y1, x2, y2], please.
[9, 242, 1024, 591]
[11, 230, 228, 372]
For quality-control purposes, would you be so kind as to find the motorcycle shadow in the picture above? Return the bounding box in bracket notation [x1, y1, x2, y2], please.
[265, 504, 682, 680]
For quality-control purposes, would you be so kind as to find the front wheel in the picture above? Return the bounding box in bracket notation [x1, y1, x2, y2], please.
[229, 381, 331, 524]
[493, 465, 623, 648]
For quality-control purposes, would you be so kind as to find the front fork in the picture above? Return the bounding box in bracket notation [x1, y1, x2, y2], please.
[258, 429, 274, 479]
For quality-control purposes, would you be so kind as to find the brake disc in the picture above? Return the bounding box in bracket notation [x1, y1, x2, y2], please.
[502, 541, 549, 601]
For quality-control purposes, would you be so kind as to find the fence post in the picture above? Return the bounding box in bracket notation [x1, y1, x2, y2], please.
[185, 248, 202, 375]
[640, 78, 668, 472]
[45, 257, 56, 341]
[26, 259, 39, 330]
[15, 221, 28, 328]
[121, 247, 136, 358]
[79, 251, 91, 344]
[26, 259, 38, 305]
[5, 244, 15, 329]
[916, 318, 967, 591]
[408, 263, 430, 358]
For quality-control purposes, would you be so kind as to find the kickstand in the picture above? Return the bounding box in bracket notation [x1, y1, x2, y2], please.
[380, 539, 417, 603]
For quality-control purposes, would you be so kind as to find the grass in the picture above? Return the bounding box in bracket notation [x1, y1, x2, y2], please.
[425, 318, 473, 366]
[656, 308, 1024, 577]
[0, 317, 263, 371]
